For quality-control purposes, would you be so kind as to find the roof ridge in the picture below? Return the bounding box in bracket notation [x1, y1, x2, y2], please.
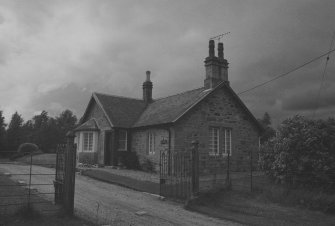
[153, 87, 205, 101]
[94, 92, 144, 101]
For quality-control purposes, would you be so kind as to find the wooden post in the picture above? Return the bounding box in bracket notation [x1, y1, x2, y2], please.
[64, 131, 76, 216]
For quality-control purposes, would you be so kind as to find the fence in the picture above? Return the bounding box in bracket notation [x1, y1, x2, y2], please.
[158, 140, 333, 201]
[159, 141, 230, 201]
[0, 131, 77, 217]
[0, 151, 61, 216]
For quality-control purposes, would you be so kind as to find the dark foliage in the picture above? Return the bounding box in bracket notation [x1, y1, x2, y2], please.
[120, 152, 140, 169]
[140, 157, 156, 173]
[0, 111, 6, 154]
[17, 143, 39, 154]
[78, 152, 98, 165]
[259, 115, 335, 191]
[6, 112, 24, 152]
[258, 112, 276, 144]
[0, 109, 78, 155]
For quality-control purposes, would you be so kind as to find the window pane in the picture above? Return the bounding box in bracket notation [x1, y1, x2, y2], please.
[148, 132, 155, 154]
[209, 127, 219, 155]
[118, 130, 127, 150]
[223, 128, 232, 155]
[83, 132, 93, 151]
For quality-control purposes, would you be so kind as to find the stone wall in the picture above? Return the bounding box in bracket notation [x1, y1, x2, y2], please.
[172, 86, 260, 191]
[131, 128, 169, 171]
[81, 100, 112, 165]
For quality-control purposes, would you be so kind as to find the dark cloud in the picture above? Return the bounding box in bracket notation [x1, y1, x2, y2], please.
[282, 87, 335, 111]
[31, 83, 91, 118]
[1, 0, 335, 125]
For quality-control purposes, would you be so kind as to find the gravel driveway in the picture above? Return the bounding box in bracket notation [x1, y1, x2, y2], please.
[0, 163, 240, 226]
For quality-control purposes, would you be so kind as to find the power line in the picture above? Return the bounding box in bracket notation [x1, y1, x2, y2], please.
[312, 32, 335, 118]
[237, 48, 335, 95]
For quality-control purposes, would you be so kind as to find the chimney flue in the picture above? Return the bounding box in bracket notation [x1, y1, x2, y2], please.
[146, 70, 151, 81]
[209, 40, 215, 57]
[143, 70, 153, 103]
[218, 42, 223, 59]
[204, 41, 229, 89]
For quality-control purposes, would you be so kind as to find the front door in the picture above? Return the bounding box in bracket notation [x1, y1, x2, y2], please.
[104, 131, 112, 165]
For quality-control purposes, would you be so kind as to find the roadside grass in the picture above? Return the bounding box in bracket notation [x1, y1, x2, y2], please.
[15, 153, 56, 168]
[187, 173, 335, 226]
[1, 206, 95, 226]
[253, 182, 335, 214]
[0, 171, 29, 216]
[230, 172, 335, 214]
[187, 189, 335, 226]
[0, 170, 95, 226]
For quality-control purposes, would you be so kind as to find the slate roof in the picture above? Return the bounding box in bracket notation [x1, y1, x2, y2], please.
[93, 92, 147, 128]
[133, 88, 211, 127]
[80, 82, 263, 132]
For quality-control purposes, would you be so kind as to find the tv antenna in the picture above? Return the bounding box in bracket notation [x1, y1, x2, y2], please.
[210, 32, 231, 42]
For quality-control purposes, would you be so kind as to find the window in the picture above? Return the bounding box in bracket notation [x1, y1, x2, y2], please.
[118, 130, 127, 151]
[148, 132, 155, 155]
[83, 132, 93, 152]
[208, 127, 232, 156]
[223, 128, 232, 155]
[209, 127, 220, 155]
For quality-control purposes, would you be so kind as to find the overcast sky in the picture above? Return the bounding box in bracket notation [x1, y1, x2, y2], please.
[0, 0, 334, 126]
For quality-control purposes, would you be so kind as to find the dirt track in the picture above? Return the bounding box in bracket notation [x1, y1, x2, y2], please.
[0, 163, 239, 226]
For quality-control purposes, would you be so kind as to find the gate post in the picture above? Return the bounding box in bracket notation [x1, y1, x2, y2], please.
[191, 140, 199, 197]
[64, 131, 76, 216]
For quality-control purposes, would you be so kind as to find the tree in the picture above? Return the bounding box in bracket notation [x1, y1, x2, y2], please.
[55, 109, 77, 143]
[6, 112, 24, 152]
[258, 112, 276, 144]
[22, 120, 34, 142]
[259, 115, 335, 189]
[0, 111, 7, 153]
[31, 110, 50, 151]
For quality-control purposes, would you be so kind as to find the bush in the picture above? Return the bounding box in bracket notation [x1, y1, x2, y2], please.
[140, 157, 156, 173]
[17, 143, 39, 154]
[78, 152, 98, 165]
[259, 115, 335, 190]
[120, 152, 140, 169]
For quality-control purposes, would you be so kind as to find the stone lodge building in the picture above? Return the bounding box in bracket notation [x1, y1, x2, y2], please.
[74, 40, 263, 179]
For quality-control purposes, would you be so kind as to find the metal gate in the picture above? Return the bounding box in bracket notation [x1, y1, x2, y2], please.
[54, 132, 76, 215]
[54, 144, 66, 204]
[159, 143, 199, 200]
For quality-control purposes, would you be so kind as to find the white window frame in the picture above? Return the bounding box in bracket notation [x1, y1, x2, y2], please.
[83, 132, 93, 152]
[223, 128, 232, 156]
[118, 130, 127, 151]
[209, 127, 220, 156]
[208, 127, 232, 156]
[148, 132, 155, 155]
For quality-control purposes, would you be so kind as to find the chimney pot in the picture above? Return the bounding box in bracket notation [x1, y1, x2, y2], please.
[143, 70, 153, 103]
[209, 40, 215, 57]
[146, 70, 151, 81]
[218, 42, 223, 59]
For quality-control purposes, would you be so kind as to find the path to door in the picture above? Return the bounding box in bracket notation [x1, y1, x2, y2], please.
[0, 163, 240, 226]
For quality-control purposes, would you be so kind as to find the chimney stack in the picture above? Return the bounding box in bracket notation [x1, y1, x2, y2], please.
[204, 40, 229, 89]
[143, 70, 153, 103]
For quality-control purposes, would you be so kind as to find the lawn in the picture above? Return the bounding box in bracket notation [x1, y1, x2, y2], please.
[15, 153, 57, 167]
[0, 170, 94, 226]
[187, 189, 335, 226]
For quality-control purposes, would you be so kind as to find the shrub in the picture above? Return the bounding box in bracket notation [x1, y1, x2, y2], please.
[259, 115, 335, 190]
[121, 152, 140, 169]
[17, 143, 39, 154]
[140, 157, 156, 173]
[78, 152, 98, 165]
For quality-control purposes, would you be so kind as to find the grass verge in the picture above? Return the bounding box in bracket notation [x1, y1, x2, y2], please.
[186, 189, 335, 226]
